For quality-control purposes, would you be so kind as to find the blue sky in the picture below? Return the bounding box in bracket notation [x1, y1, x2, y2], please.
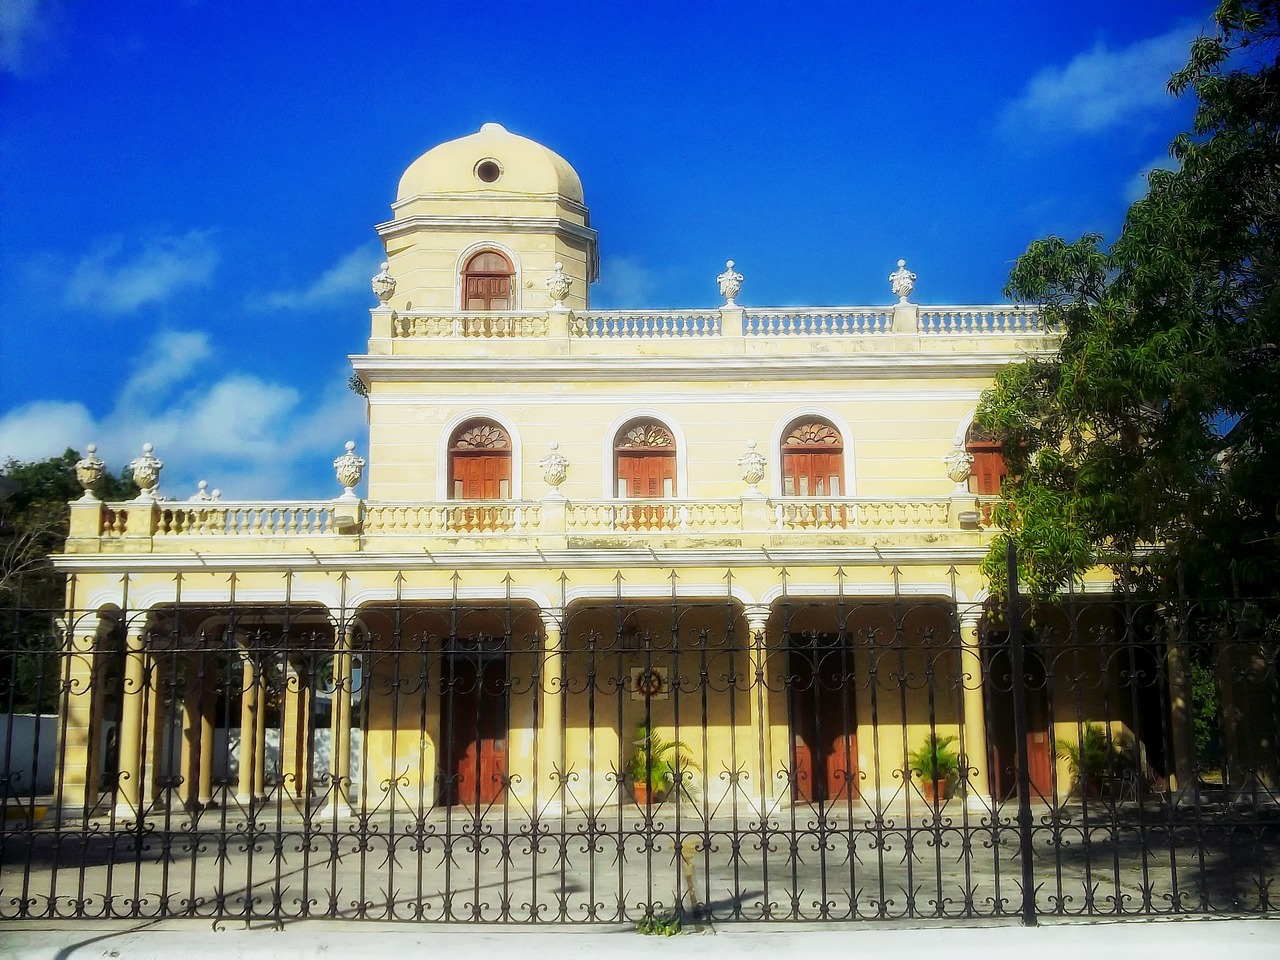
[0, 0, 1215, 499]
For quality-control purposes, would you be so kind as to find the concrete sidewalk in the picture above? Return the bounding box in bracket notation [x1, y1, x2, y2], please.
[2, 917, 1278, 960]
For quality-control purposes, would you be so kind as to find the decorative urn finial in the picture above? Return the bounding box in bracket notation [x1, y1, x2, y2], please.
[129, 443, 163, 501]
[333, 440, 365, 499]
[539, 441, 569, 497]
[371, 261, 396, 305]
[943, 444, 974, 489]
[717, 259, 743, 306]
[191, 480, 215, 502]
[547, 262, 572, 309]
[75, 444, 106, 501]
[738, 440, 767, 496]
[889, 259, 917, 303]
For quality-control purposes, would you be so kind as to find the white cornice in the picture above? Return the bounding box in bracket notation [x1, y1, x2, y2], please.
[389, 192, 590, 218]
[53, 544, 991, 574]
[376, 215, 598, 246]
[349, 351, 1043, 382]
[365, 388, 984, 405]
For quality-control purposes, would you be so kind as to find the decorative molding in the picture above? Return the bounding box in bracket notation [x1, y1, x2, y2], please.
[452, 423, 510, 450]
[783, 421, 842, 447]
[377, 214, 598, 249]
[366, 388, 986, 406]
[388, 193, 591, 219]
[56, 544, 1002, 577]
[616, 422, 675, 449]
[351, 353, 1052, 384]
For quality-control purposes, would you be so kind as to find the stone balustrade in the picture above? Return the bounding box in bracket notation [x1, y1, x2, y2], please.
[380, 304, 1051, 340]
[69, 495, 994, 552]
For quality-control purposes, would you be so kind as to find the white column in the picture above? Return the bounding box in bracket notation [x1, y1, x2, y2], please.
[958, 610, 993, 812]
[114, 624, 151, 819]
[745, 605, 773, 815]
[235, 652, 261, 806]
[538, 609, 565, 816]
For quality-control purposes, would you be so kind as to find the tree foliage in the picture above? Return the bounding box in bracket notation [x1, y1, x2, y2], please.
[978, 0, 1280, 602]
[1, 451, 136, 713]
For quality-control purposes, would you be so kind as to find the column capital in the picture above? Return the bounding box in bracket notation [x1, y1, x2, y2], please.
[957, 604, 985, 631]
[743, 604, 771, 632]
[539, 608, 564, 631]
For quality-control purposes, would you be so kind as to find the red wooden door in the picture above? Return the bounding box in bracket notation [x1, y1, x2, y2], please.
[463, 251, 513, 311]
[451, 452, 511, 531]
[443, 656, 509, 807]
[465, 275, 511, 311]
[789, 643, 858, 804]
[782, 450, 844, 497]
[970, 448, 1006, 495]
[617, 451, 676, 529]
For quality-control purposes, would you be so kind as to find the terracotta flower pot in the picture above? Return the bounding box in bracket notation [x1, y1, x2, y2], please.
[921, 778, 949, 805]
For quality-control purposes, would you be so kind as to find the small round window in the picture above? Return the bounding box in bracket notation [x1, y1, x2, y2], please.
[475, 159, 502, 183]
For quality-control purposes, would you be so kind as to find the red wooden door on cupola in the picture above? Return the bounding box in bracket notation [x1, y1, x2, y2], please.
[614, 421, 676, 529]
[463, 251, 513, 310]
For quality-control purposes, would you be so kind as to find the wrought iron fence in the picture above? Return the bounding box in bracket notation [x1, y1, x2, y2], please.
[1, 562, 1277, 924]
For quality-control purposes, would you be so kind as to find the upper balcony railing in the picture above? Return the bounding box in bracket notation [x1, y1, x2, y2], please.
[71, 494, 995, 554]
[382, 304, 1054, 341]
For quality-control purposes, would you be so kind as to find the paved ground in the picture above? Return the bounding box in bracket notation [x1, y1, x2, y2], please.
[2, 916, 1279, 960]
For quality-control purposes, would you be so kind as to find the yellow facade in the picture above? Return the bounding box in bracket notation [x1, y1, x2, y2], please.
[57, 124, 1157, 821]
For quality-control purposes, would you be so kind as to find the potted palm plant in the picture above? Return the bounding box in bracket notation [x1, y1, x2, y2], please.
[908, 733, 960, 804]
[627, 723, 698, 805]
[1056, 724, 1125, 799]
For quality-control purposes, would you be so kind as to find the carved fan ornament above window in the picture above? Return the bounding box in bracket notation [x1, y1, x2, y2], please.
[966, 422, 1000, 448]
[452, 423, 510, 450]
[784, 422, 842, 447]
[616, 422, 674, 450]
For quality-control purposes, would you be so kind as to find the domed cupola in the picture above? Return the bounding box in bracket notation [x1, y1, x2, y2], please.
[375, 123, 598, 312]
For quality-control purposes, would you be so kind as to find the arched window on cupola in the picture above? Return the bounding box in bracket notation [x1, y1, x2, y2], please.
[781, 419, 844, 497]
[463, 250, 514, 311]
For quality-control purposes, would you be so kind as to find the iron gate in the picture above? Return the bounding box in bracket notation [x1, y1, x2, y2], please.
[1, 562, 1277, 923]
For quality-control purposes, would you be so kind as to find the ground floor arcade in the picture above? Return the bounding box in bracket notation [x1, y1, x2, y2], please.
[45, 559, 1220, 821]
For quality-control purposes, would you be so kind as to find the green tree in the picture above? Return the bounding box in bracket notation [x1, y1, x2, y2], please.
[1, 450, 137, 712]
[978, 0, 1280, 603]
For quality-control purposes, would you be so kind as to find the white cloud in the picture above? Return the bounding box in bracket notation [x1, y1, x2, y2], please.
[0, 328, 365, 499]
[1124, 154, 1182, 203]
[0, 0, 54, 76]
[592, 255, 660, 308]
[250, 246, 381, 311]
[61, 231, 219, 314]
[1002, 25, 1198, 137]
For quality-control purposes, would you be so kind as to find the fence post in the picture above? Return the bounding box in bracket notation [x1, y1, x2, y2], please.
[1006, 540, 1038, 926]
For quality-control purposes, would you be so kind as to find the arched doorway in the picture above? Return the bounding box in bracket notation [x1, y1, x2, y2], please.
[614, 419, 677, 529]
[448, 420, 512, 531]
[462, 250, 514, 311]
[781, 419, 844, 497]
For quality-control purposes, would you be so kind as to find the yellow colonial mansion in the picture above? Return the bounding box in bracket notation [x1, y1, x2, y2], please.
[51, 123, 1181, 826]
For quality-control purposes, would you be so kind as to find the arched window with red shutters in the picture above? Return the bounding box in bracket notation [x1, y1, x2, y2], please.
[781, 419, 844, 497]
[965, 422, 1007, 496]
